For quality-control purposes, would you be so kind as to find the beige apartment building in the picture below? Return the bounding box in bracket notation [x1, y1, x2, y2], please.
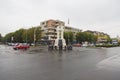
[40, 19, 82, 41]
[85, 30, 110, 43]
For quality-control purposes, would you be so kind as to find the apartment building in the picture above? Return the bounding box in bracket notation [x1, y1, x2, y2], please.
[85, 30, 110, 43]
[40, 19, 64, 40]
[40, 19, 82, 41]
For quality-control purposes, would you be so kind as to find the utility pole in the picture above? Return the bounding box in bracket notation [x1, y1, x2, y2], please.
[34, 27, 37, 46]
[68, 18, 70, 45]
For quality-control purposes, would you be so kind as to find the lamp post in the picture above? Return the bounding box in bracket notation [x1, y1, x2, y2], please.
[11, 36, 14, 43]
[26, 30, 27, 43]
[68, 18, 70, 45]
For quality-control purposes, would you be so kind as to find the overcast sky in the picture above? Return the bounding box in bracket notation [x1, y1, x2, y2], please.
[0, 0, 120, 37]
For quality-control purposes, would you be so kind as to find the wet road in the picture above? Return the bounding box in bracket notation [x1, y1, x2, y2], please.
[0, 45, 120, 80]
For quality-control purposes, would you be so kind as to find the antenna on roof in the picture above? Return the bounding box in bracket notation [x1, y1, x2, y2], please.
[68, 18, 70, 25]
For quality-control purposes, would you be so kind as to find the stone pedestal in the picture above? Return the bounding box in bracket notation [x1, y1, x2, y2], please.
[54, 25, 66, 50]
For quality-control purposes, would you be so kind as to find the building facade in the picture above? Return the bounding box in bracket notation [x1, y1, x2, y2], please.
[85, 30, 110, 43]
[40, 19, 82, 41]
[65, 26, 82, 36]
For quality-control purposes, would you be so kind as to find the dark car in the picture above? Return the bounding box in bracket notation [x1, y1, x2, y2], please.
[13, 43, 30, 50]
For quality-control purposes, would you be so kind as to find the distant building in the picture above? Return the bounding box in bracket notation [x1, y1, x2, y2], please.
[85, 30, 110, 43]
[112, 39, 118, 45]
[111, 36, 119, 45]
[65, 26, 82, 37]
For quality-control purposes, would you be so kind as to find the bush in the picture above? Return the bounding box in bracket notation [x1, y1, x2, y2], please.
[96, 44, 119, 47]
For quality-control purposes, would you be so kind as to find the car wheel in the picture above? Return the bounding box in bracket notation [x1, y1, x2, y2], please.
[24, 48, 27, 50]
[14, 48, 18, 50]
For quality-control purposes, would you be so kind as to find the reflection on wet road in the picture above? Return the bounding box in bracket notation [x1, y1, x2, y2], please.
[0, 45, 120, 80]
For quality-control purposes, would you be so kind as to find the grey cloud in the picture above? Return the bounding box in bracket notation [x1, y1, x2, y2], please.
[0, 0, 120, 37]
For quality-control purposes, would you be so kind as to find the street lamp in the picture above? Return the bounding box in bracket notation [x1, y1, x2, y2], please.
[11, 36, 14, 43]
[26, 30, 27, 43]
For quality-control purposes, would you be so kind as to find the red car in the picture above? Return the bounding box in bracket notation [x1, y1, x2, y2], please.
[13, 43, 30, 50]
[72, 43, 81, 47]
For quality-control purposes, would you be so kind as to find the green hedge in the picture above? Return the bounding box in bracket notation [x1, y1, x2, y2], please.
[96, 44, 119, 47]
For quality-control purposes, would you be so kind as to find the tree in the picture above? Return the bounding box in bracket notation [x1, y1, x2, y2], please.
[3, 32, 14, 43]
[22, 27, 41, 44]
[26, 27, 34, 43]
[35, 27, 41, 42]
[22, 29, 28, 43]
[13, 28, 25, 43]
[3, 26, 42, 44]
[106, 35, 111, 43]
[0, 34, 2, 42]
[64, 31, 74, 44]
[76, 32, 97, 44]
[76, 32, 84, 43]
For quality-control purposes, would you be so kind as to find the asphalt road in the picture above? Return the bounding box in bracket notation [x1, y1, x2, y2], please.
[0, 45, 120, 80]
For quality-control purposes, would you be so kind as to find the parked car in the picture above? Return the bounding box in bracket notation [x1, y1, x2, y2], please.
[82, 44, 88, 47]
[72, 43, 81, 47]
[13, 43, 30, 50]
[7, 43, 18, 46]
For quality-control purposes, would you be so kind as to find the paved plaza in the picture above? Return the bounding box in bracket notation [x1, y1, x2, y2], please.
[0, 45, 120, 80]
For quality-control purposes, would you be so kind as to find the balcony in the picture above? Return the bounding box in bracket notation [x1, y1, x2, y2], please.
[48, 26, 56, 29]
